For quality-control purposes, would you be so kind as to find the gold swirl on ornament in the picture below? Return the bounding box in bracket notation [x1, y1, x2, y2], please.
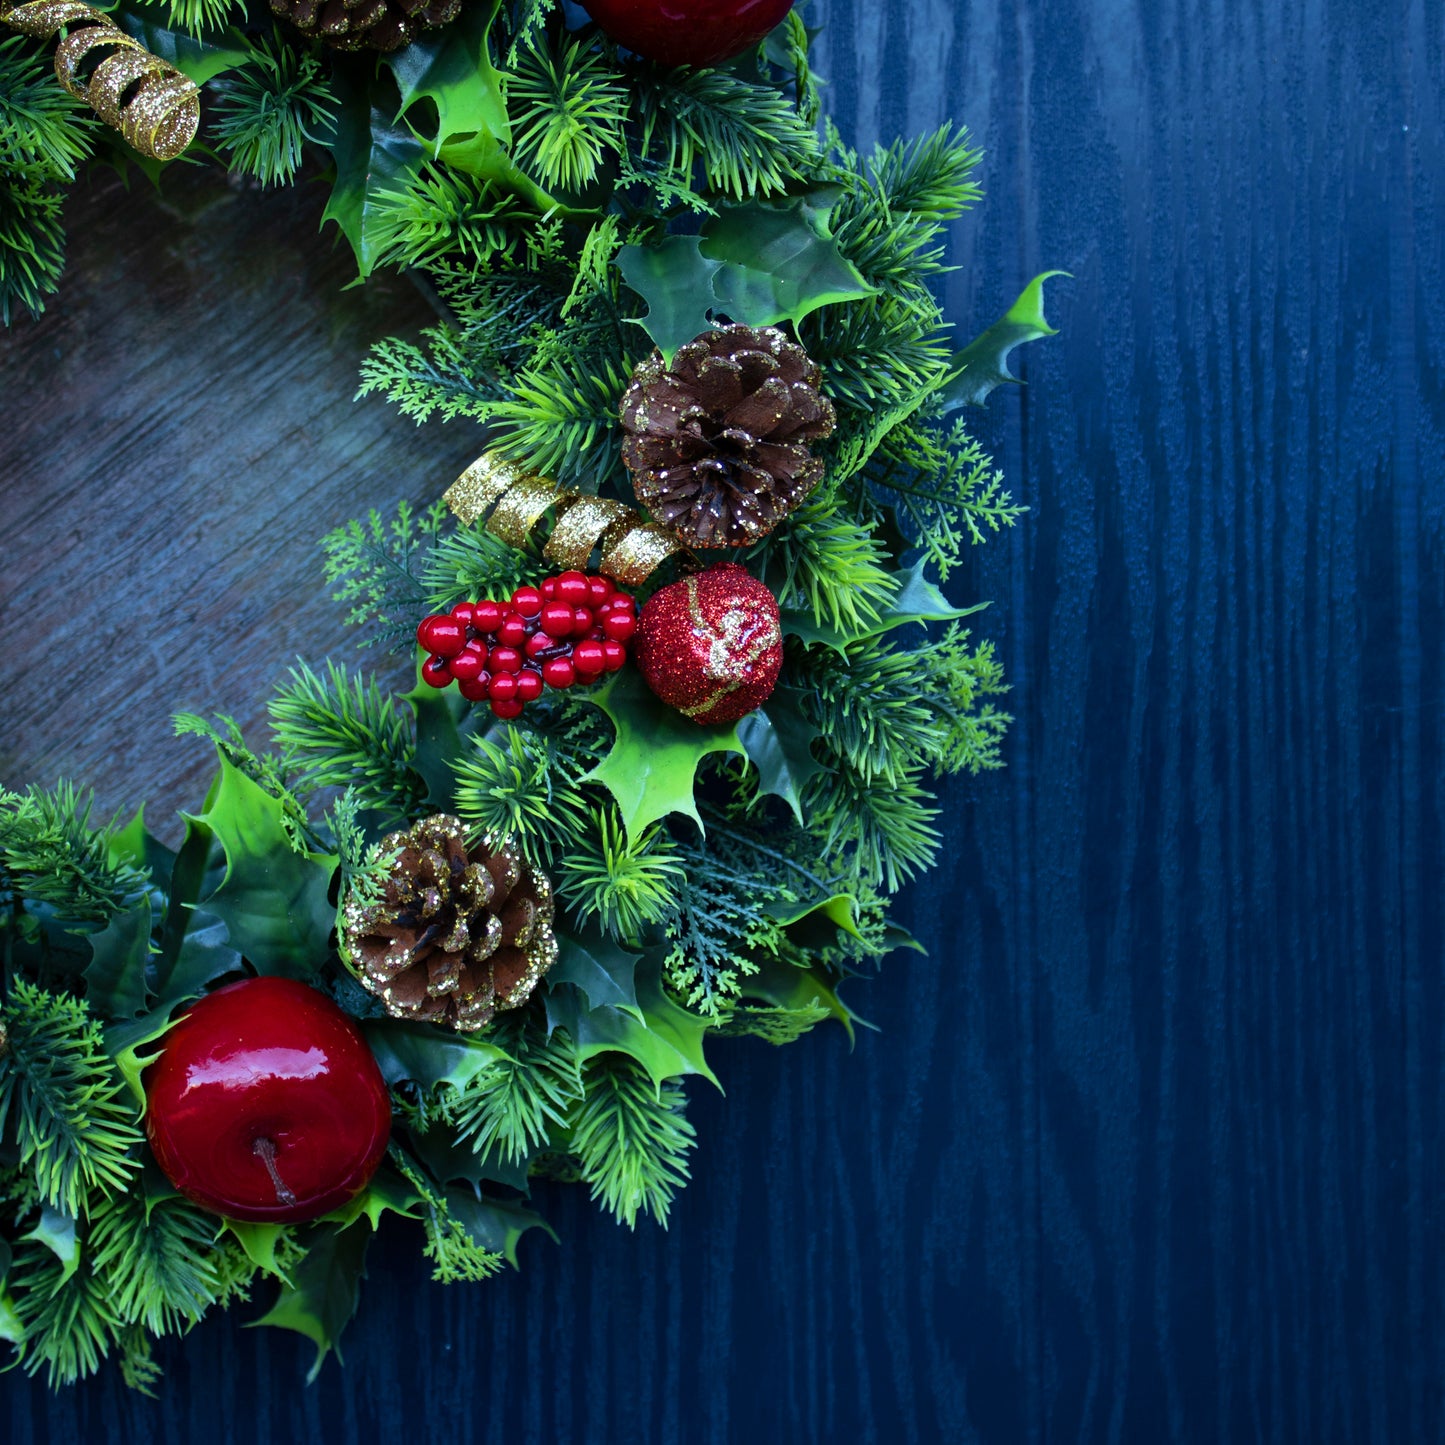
[443, 451, 688, 588]
[0, 0, 199, 162]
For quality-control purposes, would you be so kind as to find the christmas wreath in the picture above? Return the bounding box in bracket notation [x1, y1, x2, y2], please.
[0, 0, 1061, 1390]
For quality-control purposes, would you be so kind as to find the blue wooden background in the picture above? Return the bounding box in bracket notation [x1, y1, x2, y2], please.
[3, 0, 1443, 1439]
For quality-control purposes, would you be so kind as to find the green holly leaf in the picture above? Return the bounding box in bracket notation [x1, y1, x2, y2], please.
[0, 1281, 19, 1346]
[106, 803, 176, 882]
[322, 71, 425, 279]
[363, 1021, 506, 1092]
[82, 897, 154, 1021]
[319, 1165, 423, 1233]
[386, 0, 510, 152]
[408, 1126, 532, 1192]
[406, 672, 469, 811]
[735, 688, 827, 824]
[250, 1222, 371, 1382]
[617, 236, 725, 362]
[224, 1220, 295, 1283]
[546, 956, 718, 1091]
[767, 890, 864, 942]
[740, 954, 858, 1043]
[581, 670, 744, 835]
[446, 1187, 554, 1268]
[435, 128, 568, 212]
[549, 927, 643, 1015]
[22, 1206, 79, 1285]
[114, 8, 251, 83]
[700, 190, 877, 331]
[940, 271, 1068, 410]
[782, 561, 987, 652]
[184, 758, 337, 982]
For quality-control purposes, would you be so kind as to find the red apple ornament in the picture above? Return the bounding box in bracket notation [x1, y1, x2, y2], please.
[145, 977, 392, 1224]
[578, 0, 795, 69]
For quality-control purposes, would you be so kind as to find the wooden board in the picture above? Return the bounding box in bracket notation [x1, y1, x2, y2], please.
[2, 0, 1443, 1439]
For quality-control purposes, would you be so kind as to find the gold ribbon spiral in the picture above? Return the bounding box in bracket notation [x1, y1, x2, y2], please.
[1, 0, 200, 162]
[443, 452, 689, 589]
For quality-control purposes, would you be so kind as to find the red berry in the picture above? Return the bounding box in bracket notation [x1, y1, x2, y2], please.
[489, 673, 518, 703]
[471, 600, 503, 633]
[421, 656, 452, 688]
[572, 605, 593, 635]
[515, 670, 544, 702]
[542, 577, 557, 600]
[602, 638, 627, 671]
[418, 615, 467, 657]
[449, 649, 486, 682]
[497, 613, 528, 647]
[144, 978, 391, 1224]
[510, 585, 543, 618]
[542, 657, 577, 689]
[458, 673, 492, 701]
[602, 611, 637, 642]
[491, 698, 525, 719]
[573, 640, 606, 675]
[555, 571, 590, 606]
[451, 601, 475, 625]
[612, 593, 635, 613]
[587, 575, 613, 606]
[488, 645, 523, 675]
[540, 600, 575, 638]
[576, 0, 794, 68]
[524, 631, 556, 660]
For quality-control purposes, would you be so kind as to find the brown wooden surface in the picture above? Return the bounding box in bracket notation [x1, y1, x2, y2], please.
[0, 167, 461, 839]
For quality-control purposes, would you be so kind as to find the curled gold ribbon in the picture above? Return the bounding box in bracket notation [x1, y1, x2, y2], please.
[443, 452, 688, 589]
[1, 0, 199, 162]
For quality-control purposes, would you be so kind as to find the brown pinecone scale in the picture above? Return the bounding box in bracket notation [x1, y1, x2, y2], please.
[269, 0, 459, 52]
[620, 325, 837, 549]
[340, 816, 557, 1033]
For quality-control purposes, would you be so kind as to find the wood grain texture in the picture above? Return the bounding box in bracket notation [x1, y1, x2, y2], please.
[3, 0, 1442, 1440]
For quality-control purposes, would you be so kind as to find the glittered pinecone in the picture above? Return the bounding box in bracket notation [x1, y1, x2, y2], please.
[340, 817, 557, 1033]
[269, 0, 459, 51]
[620, 325, 836, 549]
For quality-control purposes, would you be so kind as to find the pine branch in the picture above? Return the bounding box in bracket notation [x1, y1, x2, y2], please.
[569, 1056, 695, 1229]
[164, 0, 243, 36]
[0, 37, 95, 180]
[803, 765, 941, 895]
[420, 523, 537, 616]
[320, 499, 449, 648]
[0, 982, 143, 1215]
[557, 808, 682, 941]
[0, 174, 66, 326]
[508, 34, 629, 193]
[210, 37, 338, 187]
[373, 166, 530, 273]
[391, 1153, 505, 1284]
[8, 1236, 120, 1387]
[717, 999, 831, 1046]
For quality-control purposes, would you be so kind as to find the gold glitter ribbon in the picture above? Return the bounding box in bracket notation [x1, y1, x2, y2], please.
[443, 451, 688, 589]
[1, 0, 200, 162]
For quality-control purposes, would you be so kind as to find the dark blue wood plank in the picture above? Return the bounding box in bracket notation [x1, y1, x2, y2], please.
[3, 0, 1442, 1440]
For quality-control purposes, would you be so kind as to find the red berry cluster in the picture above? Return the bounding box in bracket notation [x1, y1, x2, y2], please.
[416, 571, 637, 719]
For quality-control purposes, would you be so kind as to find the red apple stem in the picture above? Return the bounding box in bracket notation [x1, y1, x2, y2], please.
[252, 1137, 298, 1208]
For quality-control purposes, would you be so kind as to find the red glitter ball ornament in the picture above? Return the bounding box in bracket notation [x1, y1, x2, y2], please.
[633, 562, 783, 725]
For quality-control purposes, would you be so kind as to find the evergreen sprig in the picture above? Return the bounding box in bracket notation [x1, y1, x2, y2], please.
[508, 35, 629, 193]
[9, 1237, 120, 1387]
[557, 809, 683, 940]
[211, 38, 338, 187]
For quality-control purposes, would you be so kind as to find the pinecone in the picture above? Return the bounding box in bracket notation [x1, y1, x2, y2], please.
[340, 816, 557, 1033]
[269, 0, 459, 52]
[620, 325, 837, 549]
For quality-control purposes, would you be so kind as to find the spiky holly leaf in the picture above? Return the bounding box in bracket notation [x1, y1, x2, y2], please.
[545, 957, 718, 1090]
[407, 1122, 533, 1193]
[250, 1223, 370, 1382]
[386, 0, 509, 153]
[446, 1188, 553, 1268]
[781, 561, 987, 652]
[322, 72, 425, 280]
[224, 1221, 294, 1282]
[22, 1206, 78, 1284]
[182, 758, 336, 982]
[549, 927, 643, 1015]
[617, 235, 724, 363]
[113, 10, 250, 83]
[106, 804, 175, 883]
[320, 1166, 423, 1233]
[82, 897, 153, 1021]
[735, 688, 827, 824]
[700, 190, 877, 331]
[740, 954, 857, 1042]
[580, 670, 744, 834]
[362, 1022, 505, 1092]
[941, 271, 1068, 410]
[406, 672, 468, 811]
[767, 890, 864, 941]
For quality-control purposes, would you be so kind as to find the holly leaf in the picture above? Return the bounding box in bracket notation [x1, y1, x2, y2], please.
[321, 71, 425, 279]
[319, 1166, 423, 1233]
[447, 1188, 554, 1268]
[22, 1206, 79, 1285]
[940, 271, 1068, 410]
[548, 927, 643, 1015]
[114, 8, 250, 83]
[363, 1021, 505, 1092]
[250, 1223, 371, 1382]
[106, 804, 175, 883]
[546, 956, 718, 1090]
[581, 670, 744, 834]
[435, 128, 567, 211]
[184, 758, 337, 982]
[617, 236, 725, 362]
[386, 0, 510, 152]
[735, 688, 827, 824]
[408, 1125, 532, 1193]
[406, 672, 468, 811]
[700, 191, 877, 331]
[740, 954, 858, 1042]
[82, 897, 154, 1021]
[782, 561, 987, 652]
[224, 1221, 294, 1283]
[0, 1292, 20, 1346]
[767, 890, 864, 941]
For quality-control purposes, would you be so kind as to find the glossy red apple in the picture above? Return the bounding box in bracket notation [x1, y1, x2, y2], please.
[145, 977, 392, 1224]
[578, 0, 796, 68]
